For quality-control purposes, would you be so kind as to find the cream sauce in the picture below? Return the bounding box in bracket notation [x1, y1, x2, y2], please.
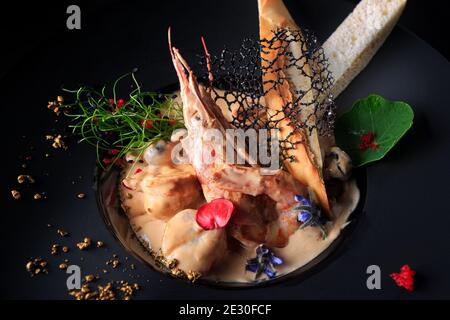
[119, 144, 360, 283]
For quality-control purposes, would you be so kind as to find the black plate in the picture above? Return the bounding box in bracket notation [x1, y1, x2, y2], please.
[1, 0, 450, 299]
[95, 80, 368, 288]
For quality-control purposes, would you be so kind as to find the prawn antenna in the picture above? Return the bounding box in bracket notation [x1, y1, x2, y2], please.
[201, 36, 214, 85]
[168, 26, 174, 58]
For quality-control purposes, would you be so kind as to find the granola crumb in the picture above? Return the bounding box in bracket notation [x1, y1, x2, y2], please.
[77, 193, 86, 199]
[77, 237, 91, 250]
[11, 190, 21, 200]
[57, 229, 69, 237]
[25, 257, 49, 276]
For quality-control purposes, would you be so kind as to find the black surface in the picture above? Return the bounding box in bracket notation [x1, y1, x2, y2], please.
[1, 0, 450, 299]
[349, 0, 450, 60]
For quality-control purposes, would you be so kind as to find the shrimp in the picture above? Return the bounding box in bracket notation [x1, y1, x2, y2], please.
[168, 29, 309, 247]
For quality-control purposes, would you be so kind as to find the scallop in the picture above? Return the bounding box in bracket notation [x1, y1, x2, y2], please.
[161, 209, 227, 274]
[144, 140, 172, 165]
[324, 147, 352, 181]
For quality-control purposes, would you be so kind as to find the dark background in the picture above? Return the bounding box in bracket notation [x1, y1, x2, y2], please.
[1, 0, 449, 301]
[1, 0, 448, 79]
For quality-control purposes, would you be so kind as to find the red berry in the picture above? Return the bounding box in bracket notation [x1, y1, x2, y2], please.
[116, 99, 125, 108]
[110, 149, 120, 155]
[141, 119, 154, 129]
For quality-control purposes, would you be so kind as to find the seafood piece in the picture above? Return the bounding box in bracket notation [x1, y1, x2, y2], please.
[143, 140, 172, 165]
[323, 147, 352, 181]
[258, 0, 331, 216]
[121, 141, 204, 221]
[140, 169, 204, 221]
[161, 209, 227, 273]
[169, 30, 309, 247]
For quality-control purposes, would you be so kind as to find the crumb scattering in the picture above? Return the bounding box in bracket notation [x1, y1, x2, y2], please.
[68, 281, 140, 300]
[17, 174, 35, 184]
[26, 257, 49, 276]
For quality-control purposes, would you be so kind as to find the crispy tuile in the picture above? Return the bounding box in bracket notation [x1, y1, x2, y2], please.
[258, 0, 331, 216]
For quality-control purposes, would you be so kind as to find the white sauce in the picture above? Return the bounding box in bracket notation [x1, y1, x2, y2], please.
[119, 143, 360, 283]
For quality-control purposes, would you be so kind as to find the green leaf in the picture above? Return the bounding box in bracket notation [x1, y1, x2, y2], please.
[335, 94, 414, 167]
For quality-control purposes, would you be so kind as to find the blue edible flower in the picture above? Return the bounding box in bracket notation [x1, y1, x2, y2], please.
[245, 245, 283, 280]
[294, 193, 328, 239]
[298, 211, 312, 223]
[294, 194, 311, 206]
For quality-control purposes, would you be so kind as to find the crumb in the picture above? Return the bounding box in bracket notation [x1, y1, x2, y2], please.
[57, 229, 69, 237]
[11, 190, 21, 200]
[112, 260, 120, 268]
[51, 244, 60, 255]
[77, 237, 91, 250]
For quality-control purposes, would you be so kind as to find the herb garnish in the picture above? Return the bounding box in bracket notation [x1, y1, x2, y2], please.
[59, 71, 183, 168]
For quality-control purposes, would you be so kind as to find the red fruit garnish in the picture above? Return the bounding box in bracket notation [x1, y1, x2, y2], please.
[102, 158, 113, 165]
[196, 198, 235, 230]
[110, 149, 120, 155]
[116, 99, 125, 108]
[168, 119, 176, 126]
[390, 264, 416, 292]
[141, 119, 154, 129]
[134, 168, 143, 174]
[108, 98, 115, 106]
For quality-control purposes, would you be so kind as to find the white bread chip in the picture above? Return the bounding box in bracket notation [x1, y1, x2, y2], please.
[323, 0, 407, 98]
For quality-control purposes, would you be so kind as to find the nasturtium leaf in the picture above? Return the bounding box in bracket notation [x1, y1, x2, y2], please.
[335, 94, 414, 167]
